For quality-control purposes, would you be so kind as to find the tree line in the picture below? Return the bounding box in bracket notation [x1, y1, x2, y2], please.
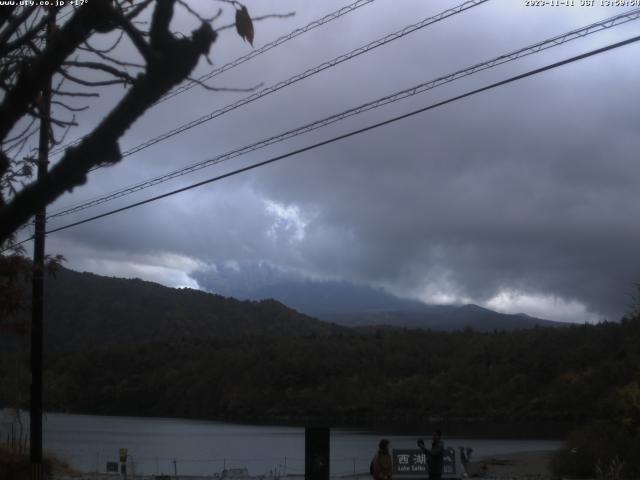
[32, 316, 640, 427]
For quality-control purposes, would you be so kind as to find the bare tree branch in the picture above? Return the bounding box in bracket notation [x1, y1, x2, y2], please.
[111, 9, 156, 64]
[0, 6, 38, 52]
[189, 77, 264, 93]
[2, 117, 38, 146]
[52, 90, 100, 98]
[0, 0, 218, 243]
[50, 101, 89, 113]
[83, 46, 145, 69]
[0, 10, 51, 58]
[0, 0, 277, 248]
[125, 0, 155, 20]
[63, 60, 136, 83]
[80, 31, 126, 55]
[177, 0, 221, 24]
[59, 67, 131, 87]
[0, 0, 118, 141]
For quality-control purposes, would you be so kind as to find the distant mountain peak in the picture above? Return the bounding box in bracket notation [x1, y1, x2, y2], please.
[192, 263, 564, 331]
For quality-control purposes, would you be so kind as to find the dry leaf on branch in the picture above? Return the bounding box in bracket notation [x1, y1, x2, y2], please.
[235, 5, 254, 46]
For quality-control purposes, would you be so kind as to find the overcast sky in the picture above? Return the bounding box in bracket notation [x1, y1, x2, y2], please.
[19, 0, 640, 323]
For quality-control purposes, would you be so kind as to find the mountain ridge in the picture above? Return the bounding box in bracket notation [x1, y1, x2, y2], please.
[192, 263, 566, 330]
[39, 266, 346, 352]
[14, 265, 568, 356]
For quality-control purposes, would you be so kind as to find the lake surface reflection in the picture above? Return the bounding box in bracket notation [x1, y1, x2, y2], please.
[2, 412, 561, 476]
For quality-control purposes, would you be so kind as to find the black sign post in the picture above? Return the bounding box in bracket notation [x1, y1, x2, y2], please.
[305, 427, 329, 480]
[119, 448, 128, 479]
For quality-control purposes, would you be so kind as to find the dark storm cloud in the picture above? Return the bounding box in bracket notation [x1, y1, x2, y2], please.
[41, 0, 640, 322]
[248, 47, 640, 321]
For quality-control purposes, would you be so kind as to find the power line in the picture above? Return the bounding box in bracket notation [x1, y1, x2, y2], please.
[5, 33, 639, 254]
[160, 0, 376, 102]
[9, 0, 492, 242]
[48, 0, 377, 157]
[46, 7, 640, 221]
[38, 34, 640, 240]
[47, 0, 494, 217]
[118, 0, 489, 158]
[49, 0, 490, 164]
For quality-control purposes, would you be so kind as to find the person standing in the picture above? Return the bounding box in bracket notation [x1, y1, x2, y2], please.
[417, 430, 444, 480]
[371, 438, 393, 480]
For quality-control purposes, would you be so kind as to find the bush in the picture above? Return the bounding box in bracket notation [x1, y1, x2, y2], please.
[550, 421, 640, 479]
[0, 447, 37, 480]
[0, 445, 73, 480]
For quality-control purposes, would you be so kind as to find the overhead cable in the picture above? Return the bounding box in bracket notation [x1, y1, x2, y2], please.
[49, 0, 377, 156]
[50, 0, 490, 162]
[120, 0, 489, 158]
[46, 7, 640, 221]
[161, 0, 377, 102]
[37, 34, 640, 240]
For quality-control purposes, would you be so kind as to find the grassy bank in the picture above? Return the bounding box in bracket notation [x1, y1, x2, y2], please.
[0, 445, 74, 480]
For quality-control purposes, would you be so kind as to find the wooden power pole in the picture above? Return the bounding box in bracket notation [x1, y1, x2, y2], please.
[30, 11, 54, 480]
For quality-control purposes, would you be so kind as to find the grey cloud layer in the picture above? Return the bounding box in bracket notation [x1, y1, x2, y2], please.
[43, 0, 640, 322]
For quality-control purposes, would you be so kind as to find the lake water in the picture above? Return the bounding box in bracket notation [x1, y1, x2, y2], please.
[0, 412, 561, 476]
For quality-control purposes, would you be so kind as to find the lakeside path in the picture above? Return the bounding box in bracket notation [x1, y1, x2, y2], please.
[467, 450, 555, 479]
[52, 450, 557, 480]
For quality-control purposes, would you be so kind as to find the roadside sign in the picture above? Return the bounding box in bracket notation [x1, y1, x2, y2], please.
[393, 449, 428, 474]
[119, 448, 128, 463]
[393, 448, 459, 478]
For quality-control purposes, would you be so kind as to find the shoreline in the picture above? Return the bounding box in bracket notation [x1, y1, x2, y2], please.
[467, 450, 555, 479]
[48, 450, 559, 480]
[1, 408, 570, 440]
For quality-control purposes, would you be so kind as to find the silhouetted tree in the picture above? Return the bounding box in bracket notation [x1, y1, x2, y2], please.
[0, 0, 256, 246]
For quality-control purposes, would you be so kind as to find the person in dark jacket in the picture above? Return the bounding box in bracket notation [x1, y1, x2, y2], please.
[371, 438, 392, 480]
[417, 430, 444, 480]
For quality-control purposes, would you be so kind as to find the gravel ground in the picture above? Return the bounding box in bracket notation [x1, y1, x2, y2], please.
[52, 451, 560, 480]
[466, 450, 556, 479]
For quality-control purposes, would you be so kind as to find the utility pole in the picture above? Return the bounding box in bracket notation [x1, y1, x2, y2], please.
[30, 9, 54, 480]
